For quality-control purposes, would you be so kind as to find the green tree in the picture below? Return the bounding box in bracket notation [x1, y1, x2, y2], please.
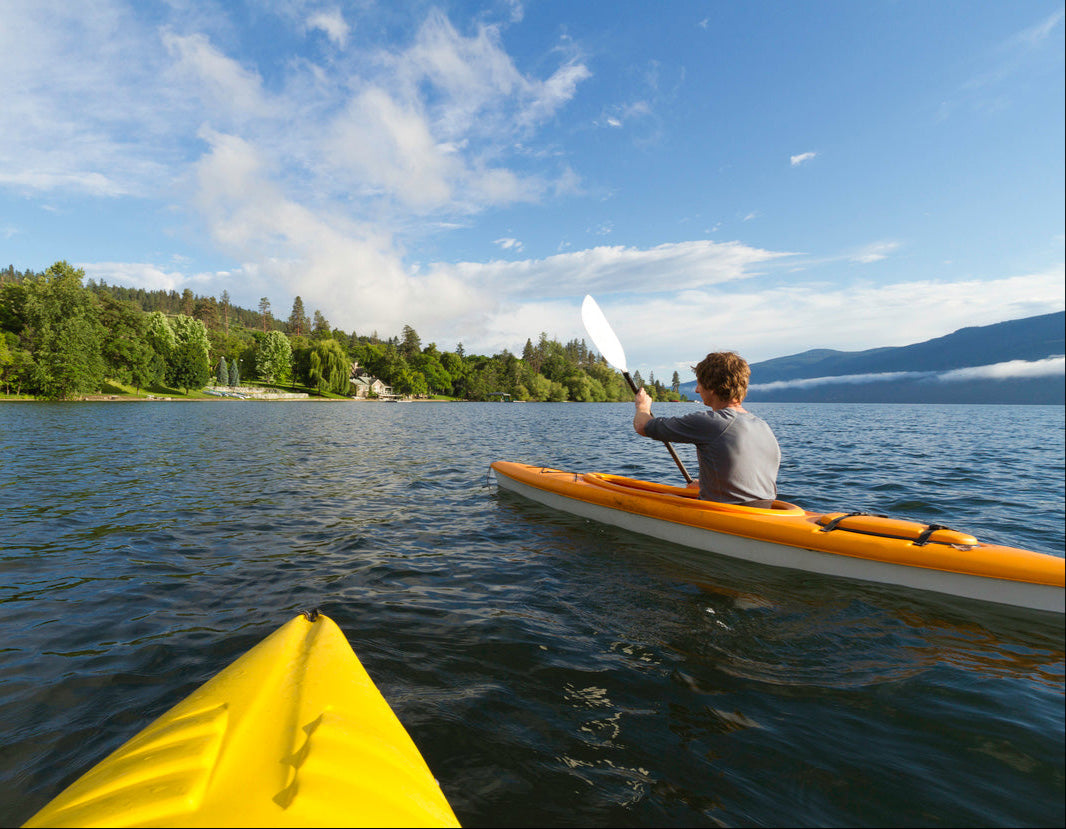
[256, 330, 293, 383]
[168, 315, 211, 394]
[216, 356, 229, 385]
[229, 358, 240, 387]
[546, 380, 568, 402]
[412, 345, 451, 395]
[144, 312, 176, 363]
[96, 293, 156, 390]
[440, 351, 464, 391]
[23, 261, 105, 399]
[0, 280, 30, 335]
[0, 332, 35, 395]
[526, 373, 551, 401]
[0, 333, 12, 393]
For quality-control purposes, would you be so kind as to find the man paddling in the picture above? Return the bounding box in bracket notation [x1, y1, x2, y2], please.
[633, 351, 781, 508]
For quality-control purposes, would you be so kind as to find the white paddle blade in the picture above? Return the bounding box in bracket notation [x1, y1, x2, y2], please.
[581, 295, 628, 373]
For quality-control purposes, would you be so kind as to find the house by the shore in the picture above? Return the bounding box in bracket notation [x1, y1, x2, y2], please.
[349, 362, 394, 399]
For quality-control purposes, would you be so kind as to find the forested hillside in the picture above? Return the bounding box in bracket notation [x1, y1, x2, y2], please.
[0, 262, 683, 402]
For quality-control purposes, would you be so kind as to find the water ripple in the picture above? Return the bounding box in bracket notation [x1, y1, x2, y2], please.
[0, 401, 1062, 827]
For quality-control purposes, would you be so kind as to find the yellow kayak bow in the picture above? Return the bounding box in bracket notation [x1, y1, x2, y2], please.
[24, 612, 460, 828]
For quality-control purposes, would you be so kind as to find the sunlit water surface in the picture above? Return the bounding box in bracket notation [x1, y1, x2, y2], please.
[1, 401, 1063, 827]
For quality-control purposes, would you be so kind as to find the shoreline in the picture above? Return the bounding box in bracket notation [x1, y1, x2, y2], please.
[0, 393, 456, 403]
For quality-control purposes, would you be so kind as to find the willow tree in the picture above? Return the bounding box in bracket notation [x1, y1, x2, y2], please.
[307, 338, 350, 395]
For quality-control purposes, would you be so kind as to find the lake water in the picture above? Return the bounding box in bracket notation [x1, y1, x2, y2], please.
[1, 401, 1063, 827]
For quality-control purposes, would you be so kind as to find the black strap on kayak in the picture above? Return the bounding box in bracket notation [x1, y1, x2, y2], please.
[302, 608, 320, 622]
[819, 511, 886, 532]
[821, 515, 958, 546]
[913, 523, 950, 546]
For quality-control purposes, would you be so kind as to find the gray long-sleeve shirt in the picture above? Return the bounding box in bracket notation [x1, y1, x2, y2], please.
[644, 408, 780, 505]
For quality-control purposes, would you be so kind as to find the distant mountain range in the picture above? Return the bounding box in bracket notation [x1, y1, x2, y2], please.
[678, 311, 1064, 404]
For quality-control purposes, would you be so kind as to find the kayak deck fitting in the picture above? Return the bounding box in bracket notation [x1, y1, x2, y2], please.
[24, 612, 460, 828]
[491, 461, 1065, 614]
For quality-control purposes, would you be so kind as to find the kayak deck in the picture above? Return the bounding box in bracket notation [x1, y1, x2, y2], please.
[492, 461, 1065, 613]
[24, 612, 460, 828]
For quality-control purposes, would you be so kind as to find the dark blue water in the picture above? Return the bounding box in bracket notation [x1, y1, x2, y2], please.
[1, 401, 1063, 827]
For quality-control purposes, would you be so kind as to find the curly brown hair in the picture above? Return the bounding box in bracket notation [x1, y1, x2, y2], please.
[692, 352, 751, 403]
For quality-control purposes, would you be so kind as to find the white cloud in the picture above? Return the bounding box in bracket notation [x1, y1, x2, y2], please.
[748, 356, 1065, 392]
[79, 261, 208, 293]
[1007, 8, 1064, 49]
[751, 371, 928, 392]
[494, 237, 524, 251]
[790, 151, 816, 166]
[425, 239, 791, 301]
[0, 170, 127, 198]
[850, 241, 900, 263]
[186, 126, 486, 337]
[162, 30, 275, 121]
[326, 86, 460, 209]
[307, 9, 350, 46]
[598, 100, 651, 129]
[938, 355, 1064, 381]
[0, 1, 179, 197]
[388, 11, 588, 140]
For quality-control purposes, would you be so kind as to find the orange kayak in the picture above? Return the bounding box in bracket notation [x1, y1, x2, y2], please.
[491, 461, 1064, 614]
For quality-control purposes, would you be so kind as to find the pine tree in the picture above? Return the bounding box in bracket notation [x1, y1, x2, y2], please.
[400, 325, 421, 358]
[289, 296, 308, 336]
[217, 357, 228, 386]
[258, 297, 272, 333]
[312, 310, 331, 339]
[229, 358, 240, 387]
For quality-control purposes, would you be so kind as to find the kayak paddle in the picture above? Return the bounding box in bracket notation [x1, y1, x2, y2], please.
[580, 294, 693, 484]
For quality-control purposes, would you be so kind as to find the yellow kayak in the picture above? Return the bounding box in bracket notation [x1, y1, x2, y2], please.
[24, 612, 460, 828]
[492, 461, 1065, 613]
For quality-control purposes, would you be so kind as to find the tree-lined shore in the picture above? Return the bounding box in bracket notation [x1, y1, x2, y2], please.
[1, 263, 686, 403]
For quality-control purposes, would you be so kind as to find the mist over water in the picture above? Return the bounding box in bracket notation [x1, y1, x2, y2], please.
[1, 401, 1063, 827]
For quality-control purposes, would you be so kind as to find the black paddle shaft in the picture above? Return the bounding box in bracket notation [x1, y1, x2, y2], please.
[624, 371, 694, 484]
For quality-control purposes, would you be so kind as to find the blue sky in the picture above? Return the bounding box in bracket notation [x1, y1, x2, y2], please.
[1, 0, 1063, 382]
